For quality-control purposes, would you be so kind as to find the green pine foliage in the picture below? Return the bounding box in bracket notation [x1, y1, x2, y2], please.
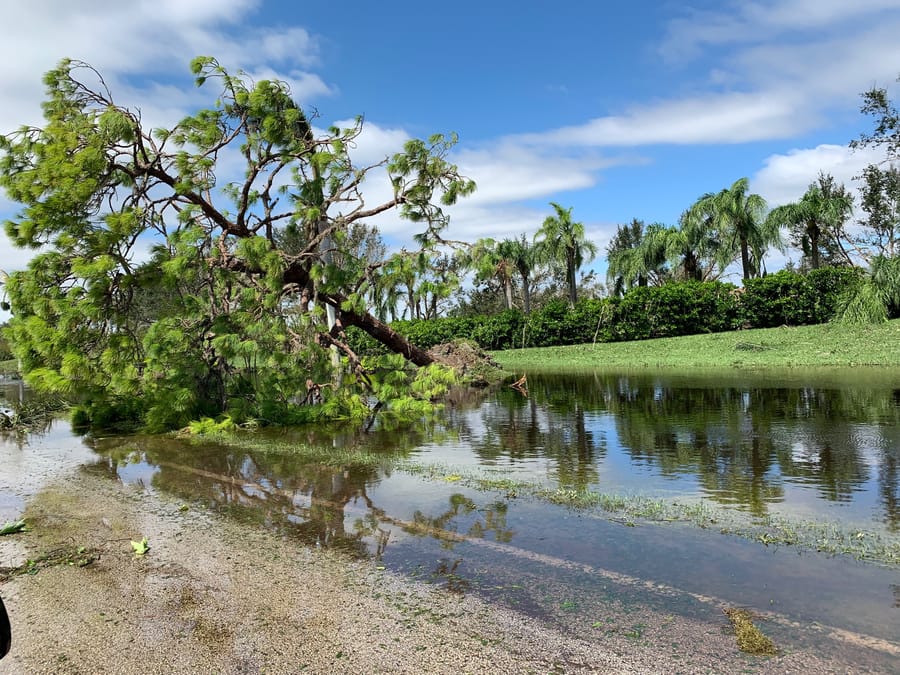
[0, 58, 474, 431]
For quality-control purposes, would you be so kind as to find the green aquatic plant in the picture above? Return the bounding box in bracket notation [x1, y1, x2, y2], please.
[723, 607, 777, 656]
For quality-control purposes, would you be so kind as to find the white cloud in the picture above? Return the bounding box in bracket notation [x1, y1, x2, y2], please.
[0, 1, 330, 133]
[516, 91, 807, 147]
[520, 14, 900, 151]
[332, 119, 410, 167]
[0, 2, 337, 284]
[661, 0, 900, 62]
[752, 144, 883, 207]
[514, 2, 900, 152]
[732, 22, 900, 99]
[455, 144, 616, 204]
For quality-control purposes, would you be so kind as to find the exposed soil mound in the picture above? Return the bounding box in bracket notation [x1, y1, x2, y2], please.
[428, 340, 502, 386]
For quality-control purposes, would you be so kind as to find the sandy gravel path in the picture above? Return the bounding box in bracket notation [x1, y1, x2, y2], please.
[0, 469, 890, 673]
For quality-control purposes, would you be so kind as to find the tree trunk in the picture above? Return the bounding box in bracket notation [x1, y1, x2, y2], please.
[327, 291, 434, 366]
[283, 261, 434, 367]
[522, 274, 532, 315]
[567, 253, 578, 304]
[684, 251, 700, 281]
[504, 278, 514, 310]
[740, 237, 752, 279]
[808, 220, 821, 270]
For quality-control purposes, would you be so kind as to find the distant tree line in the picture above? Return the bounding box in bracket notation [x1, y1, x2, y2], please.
[347, 267, 868, 354]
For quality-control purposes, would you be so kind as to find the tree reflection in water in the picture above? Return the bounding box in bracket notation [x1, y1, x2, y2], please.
[87, 370, 900, 540]
[462, 371, 900, 528]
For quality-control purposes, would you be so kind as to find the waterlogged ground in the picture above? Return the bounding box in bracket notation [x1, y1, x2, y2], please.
[1, 370, 900, 672]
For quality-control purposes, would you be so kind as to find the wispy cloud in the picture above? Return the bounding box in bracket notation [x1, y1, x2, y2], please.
[0, 0, 331, 133]
[660, 0, 900, 62]
[513, 2, 900, 151]
[515, 91, 806, 147]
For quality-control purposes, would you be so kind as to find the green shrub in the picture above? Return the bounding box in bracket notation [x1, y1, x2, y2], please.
[740, 271, 816, 327]
[613, 282, 738, 340]
[471, 310, 525, 350]
[806, 266, 864, 322]
[525, 299, 570, 346]
[740, 268, 863, 328]
[345, 272, 864, 357]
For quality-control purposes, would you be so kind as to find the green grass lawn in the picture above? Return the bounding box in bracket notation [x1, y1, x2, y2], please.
[492, 319, 900, 371]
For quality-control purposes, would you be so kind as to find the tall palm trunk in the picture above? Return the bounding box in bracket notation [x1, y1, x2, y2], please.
[521, 274, 532, 314]
[740, 237, 752, 280]
[503, 278, 515, 310]
[808, 219, 821, 269]
[567, 251, 578, 304]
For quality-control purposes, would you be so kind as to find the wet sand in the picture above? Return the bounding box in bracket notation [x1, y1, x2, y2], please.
[0, 467, 891, 673]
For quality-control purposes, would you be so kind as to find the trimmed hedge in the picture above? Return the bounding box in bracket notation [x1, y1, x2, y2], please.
[740, 267, 864, 328]
[346, 269, 861, 355]
[611, 281, 738, 340]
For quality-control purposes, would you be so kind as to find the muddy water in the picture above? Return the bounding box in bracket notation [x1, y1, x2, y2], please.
[2, 370, 900, 669]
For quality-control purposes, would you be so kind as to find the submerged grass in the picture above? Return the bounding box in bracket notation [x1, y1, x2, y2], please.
[170, 432, 900, 568]
[396, 461, 900, 568]
[492, 319, 900, 371]
[177, 430, 399, 469]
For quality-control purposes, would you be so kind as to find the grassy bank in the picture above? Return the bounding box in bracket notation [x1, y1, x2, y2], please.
[491, 319, 900, 371]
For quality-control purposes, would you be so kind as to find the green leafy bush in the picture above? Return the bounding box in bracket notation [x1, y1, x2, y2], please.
[472, 310, 525, 350]
[740, 268, 862, 327]
[806, 266, 864, 322]
[349, 272, 862, 357]
[612, 282, 738, 340]
[740, 271, 816, 327]
[525, 299, 570, 346]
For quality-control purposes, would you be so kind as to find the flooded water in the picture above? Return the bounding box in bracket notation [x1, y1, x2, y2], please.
[2, 370, 900, 666]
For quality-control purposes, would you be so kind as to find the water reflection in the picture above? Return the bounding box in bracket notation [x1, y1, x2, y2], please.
[87, 370, 900, 536]
[70, 374, 900, 668]
[89, 436, 392, 557]
[456, 371, 900, 529]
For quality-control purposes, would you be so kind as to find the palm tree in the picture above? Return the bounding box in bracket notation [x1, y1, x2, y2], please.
[834, 255, 900, 323]
[670, 208, 727, 281]
[468, 238, 517, 310]
[607, 222, 671, 295]
[379, 251, 429, 320]
[686, 178, 777, 280]
[606, 219, 647, 296]
[765, 173, 854, 270]
[535, 202, 598, 304]
[502, 234, 540, 314]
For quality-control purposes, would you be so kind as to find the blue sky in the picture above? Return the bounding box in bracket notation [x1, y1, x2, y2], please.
[0, 0, 898, 283]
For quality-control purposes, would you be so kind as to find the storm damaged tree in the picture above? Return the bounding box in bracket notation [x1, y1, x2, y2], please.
[0, 57, 475, 429]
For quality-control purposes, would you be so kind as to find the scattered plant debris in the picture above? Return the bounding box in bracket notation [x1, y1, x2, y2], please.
[723, 607, 777, 656]
[131, 537, 150, 557]
[0, 544, 99, 581]
[0, 520, 26, 536]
